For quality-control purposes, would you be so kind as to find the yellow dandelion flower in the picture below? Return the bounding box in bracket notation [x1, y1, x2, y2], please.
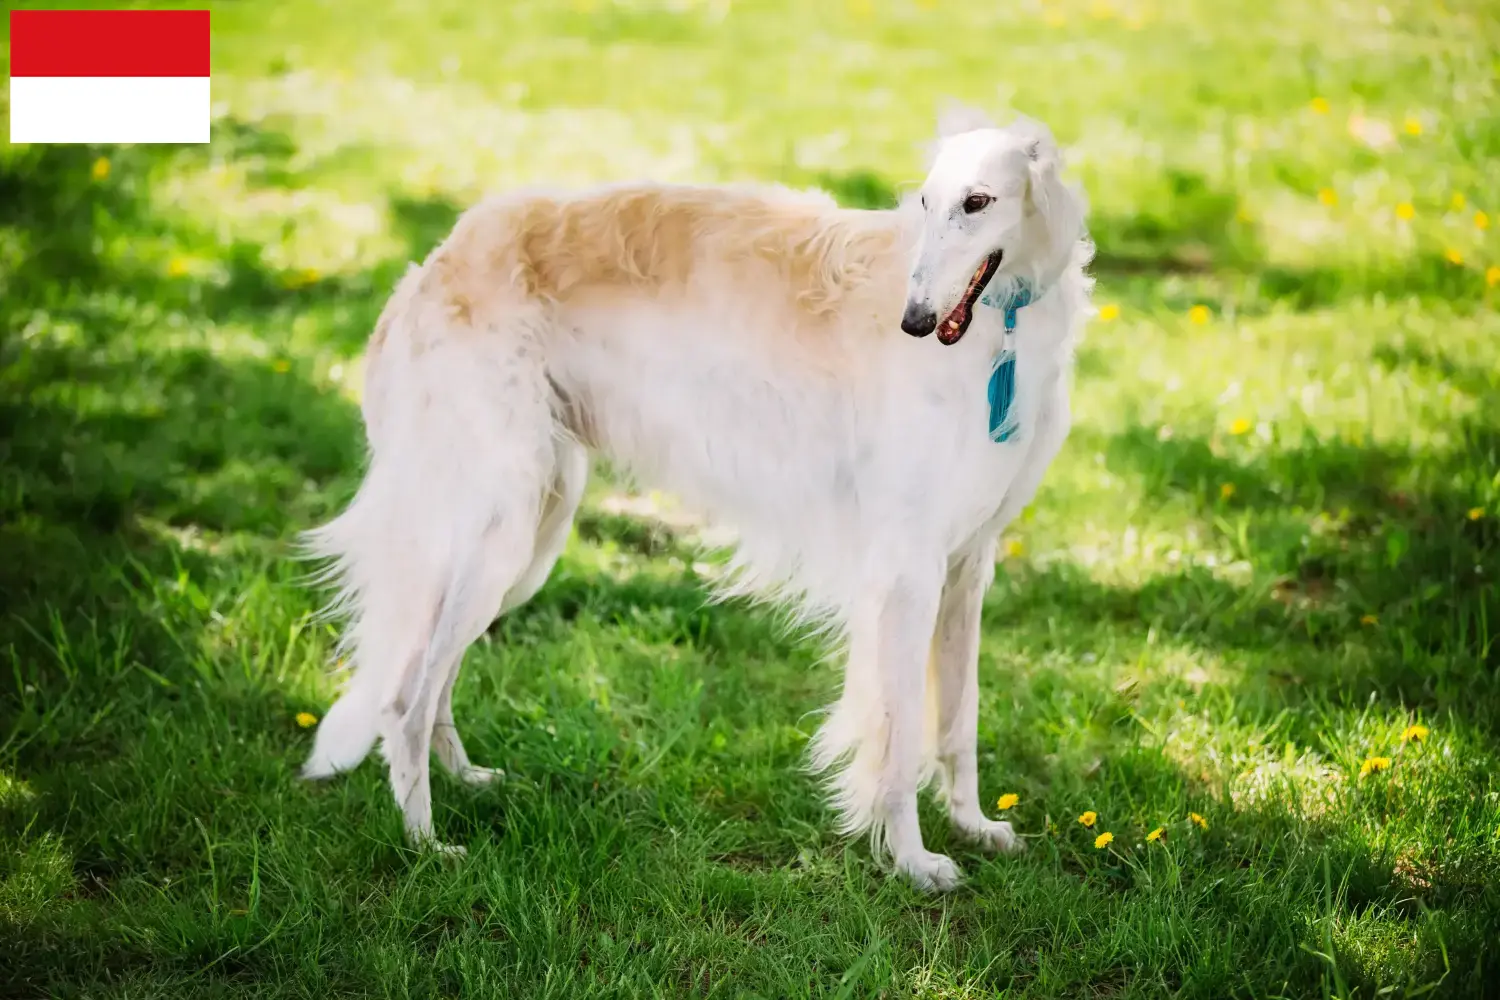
[1097, 303, 1120, 322]
[1146, 826, 1165, 843]
[273, 360, 292, 374]
[1228, 417, 1252, 436]
[1188, 304, 1211, 325]
[1318, 188, 1338, 207]
[846, 0, 871, 17]
[1395, 202, 1415, 221]
[1189, 812, 1208, 830]
[166, 257, 190, 278]
[1078, 811, 1097, 828]
[295, 712, 318, 728]
[1359, 756, 1392, 777]
[1124, 12, 1145, 29]
[1089, 1, 1113, 19]
[284, 268, 321, 290]
[1403, 116, 1423, 136]
[1401, 724, 1429, 743]
[997, 793, 1020, 810]
[1475, 211, 1490, 231]
[1309, 97, 1330, 115]
[1220, 482, 1236, 500]
[1451, 192, 1467, 211]
[91, 157, 111, 181]
[1445, 248, 1464, 266]
[1469, 507, 1485, 520]
[1045, 11, 1067, 27]
[1005, 538, 1024, 558]
[1094, 831, 1114, 849]
[1486, 267, 1500, 288]
[1361, 614, 1379, 626]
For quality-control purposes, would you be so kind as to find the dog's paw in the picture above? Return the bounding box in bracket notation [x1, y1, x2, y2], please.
[457, 765, 505, 787]
[895, 850, 964, 892]
[410, 835, 468, 861]
[958, 818, 1025, 855]
[300, 755, 346, 781]
[426, 841, 469, 862]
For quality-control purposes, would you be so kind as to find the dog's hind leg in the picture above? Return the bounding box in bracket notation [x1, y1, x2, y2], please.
[932, 539, 1021, 854]
[303, 290, 557, 850]
[431, 439, 589, 785]
[382, 510, 540, 849]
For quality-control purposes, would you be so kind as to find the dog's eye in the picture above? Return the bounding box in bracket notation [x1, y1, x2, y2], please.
[962, 193, 993, 214]
[920, 195, 927, 210]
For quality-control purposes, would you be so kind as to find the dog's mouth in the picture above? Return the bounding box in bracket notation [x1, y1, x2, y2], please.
[935, 250, 1004, 346]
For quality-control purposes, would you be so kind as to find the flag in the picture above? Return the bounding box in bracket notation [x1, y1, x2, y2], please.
[9, 9, 210, 144]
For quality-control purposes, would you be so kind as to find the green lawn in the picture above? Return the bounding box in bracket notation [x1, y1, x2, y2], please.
[3, 0, 1500, 996]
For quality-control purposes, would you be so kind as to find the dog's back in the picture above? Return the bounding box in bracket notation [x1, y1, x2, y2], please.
[424, 183, 903, 329]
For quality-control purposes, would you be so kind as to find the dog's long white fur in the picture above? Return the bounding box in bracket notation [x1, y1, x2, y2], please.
[301, 110, 1093, 889]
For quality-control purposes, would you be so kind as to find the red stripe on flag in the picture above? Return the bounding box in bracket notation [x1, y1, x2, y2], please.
[10, 10, 210, 78]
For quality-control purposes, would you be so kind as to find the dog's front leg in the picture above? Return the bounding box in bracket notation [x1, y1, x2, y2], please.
[866, 564, 961, 890]
[934, 539, 1022, 854]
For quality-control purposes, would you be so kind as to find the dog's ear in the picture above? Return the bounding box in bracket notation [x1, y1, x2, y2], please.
[1010, 115, 1060, 177]
[1012, 116, 1086, 285]
[935, 101, 994, 139]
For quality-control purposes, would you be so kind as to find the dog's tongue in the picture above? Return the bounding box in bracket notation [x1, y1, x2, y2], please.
[936, 309, 969, 346]
[936, 257, 996, 345]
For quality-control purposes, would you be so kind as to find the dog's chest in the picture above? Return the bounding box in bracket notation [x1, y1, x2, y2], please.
[906, 327, 1066, 548]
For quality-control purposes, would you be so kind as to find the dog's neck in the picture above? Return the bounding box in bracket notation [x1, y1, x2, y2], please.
[978, 273, 1038, 323]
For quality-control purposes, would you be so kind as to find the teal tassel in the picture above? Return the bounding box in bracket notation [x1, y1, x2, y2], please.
[988, 354, 1017, 442]
[983, 282, 1033, 443]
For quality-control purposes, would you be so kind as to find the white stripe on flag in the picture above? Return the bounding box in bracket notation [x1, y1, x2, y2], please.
[10, 77, 210, 144]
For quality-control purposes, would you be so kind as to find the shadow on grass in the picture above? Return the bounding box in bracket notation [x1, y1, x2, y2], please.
[1008, 395, 1498, 734]
[1089, 169, 1261, 276]
[0, 138, 364, 996]
[0, 130, 376, 791]
[1109, 406, 1494, 665]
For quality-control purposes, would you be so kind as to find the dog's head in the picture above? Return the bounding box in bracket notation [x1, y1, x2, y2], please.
[901, 109, 1085, 345]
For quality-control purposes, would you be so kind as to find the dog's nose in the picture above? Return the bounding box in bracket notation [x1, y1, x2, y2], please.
[900, 303, 937, 338]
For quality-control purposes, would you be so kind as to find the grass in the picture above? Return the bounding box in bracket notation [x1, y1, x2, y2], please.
[3, 0, 1500, 996]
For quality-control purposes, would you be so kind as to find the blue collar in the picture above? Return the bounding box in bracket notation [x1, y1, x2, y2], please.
[979, 279, 1034, 332]
[977, 278, 1037, 442]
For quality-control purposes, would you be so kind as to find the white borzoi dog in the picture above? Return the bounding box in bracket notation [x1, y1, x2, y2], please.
[302, 108, 1093, 890]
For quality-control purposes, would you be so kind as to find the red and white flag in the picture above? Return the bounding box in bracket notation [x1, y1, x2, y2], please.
[9, 9, 210, 144]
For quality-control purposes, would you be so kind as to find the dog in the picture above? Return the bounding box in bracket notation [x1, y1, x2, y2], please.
[301, 108, 1093, 890]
